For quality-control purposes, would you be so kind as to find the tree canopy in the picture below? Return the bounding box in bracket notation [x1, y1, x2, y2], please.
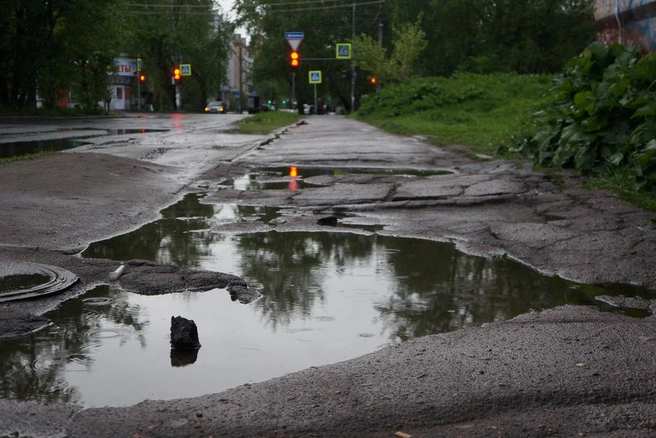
[0, 0, 232, 111]
[233, 0, 595, 111]
[0, 0, 596, 112]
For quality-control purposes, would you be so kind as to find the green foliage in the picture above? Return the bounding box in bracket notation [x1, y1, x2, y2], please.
[0, 0, 229, 112]
[0, 0, 127, 109]
[354, 20, 427, 85]
[125, 0, 231, 111]
[517, 42, 656, 190]
[355, 73, 552, 155]
[387, 0, 595, 76]
[235, 0, 381, 111]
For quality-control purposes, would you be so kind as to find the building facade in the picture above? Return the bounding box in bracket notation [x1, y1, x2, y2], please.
[595, 0, 656, 52]
[225, 33, 253, 111]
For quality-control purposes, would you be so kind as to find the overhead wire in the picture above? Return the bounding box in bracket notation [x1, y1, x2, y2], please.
[124, 0, 381, 15]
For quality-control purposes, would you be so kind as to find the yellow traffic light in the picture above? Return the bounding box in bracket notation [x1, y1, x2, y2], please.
[173, 68, 181, 81]
[370, 76, 377, 85]
[290, 51, 299, 68]
[139, 74, 146, 83]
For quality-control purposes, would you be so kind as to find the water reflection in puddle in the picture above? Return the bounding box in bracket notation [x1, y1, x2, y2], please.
[219, 166, 454, 191]
[1, 194, 652, 408]
[0, 139, 90, 158]
[0, 129, 167, 159]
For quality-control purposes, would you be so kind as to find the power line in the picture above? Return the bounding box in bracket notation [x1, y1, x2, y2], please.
[243, 0, 381, 14]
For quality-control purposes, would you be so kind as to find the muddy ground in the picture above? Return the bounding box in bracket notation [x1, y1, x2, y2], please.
[1, 115, 656, 437]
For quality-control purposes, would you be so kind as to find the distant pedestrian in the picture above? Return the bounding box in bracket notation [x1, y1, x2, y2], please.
[144, 93, 153, 112]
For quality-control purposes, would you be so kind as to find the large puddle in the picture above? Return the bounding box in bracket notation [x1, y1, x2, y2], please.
[0, 194, 652, 408]
[0, 129, 167, 159]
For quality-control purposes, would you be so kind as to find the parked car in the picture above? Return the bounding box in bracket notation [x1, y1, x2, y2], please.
[205, 101, 226, 114]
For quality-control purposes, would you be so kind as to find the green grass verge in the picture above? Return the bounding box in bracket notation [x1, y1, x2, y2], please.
[584, 172, 656, 213]
[235, 111, 302, 135]
[355, 73, 553, 156]
[0, 151, 57, 164]
[354, 73, 656, 212]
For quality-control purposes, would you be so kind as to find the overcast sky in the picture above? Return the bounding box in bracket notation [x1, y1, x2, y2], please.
[217, 0, 235, 19]
[216, 0, 249, 37]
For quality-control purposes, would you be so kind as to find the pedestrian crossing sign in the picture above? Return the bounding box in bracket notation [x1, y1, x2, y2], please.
[309, 70, 322, 84]
[180, 64, 192, 76]
[336, 43, 352, 59]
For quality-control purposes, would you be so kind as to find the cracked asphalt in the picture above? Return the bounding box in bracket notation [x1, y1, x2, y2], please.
[1, 114, 656, 437]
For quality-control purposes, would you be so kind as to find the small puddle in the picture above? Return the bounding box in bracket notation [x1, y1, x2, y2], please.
[0, 139, 90, 158]
[1, 194, 653, 408]
[0, 274, 51, 293]
[220, 166, 454, 191]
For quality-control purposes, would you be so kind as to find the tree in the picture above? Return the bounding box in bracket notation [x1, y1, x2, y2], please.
[0, 0, 127, 109]
[354, 20, 427, 85]
[383, 0, 596, 76]
[235, 0, 380, 111]
[121, 0, 231, 111]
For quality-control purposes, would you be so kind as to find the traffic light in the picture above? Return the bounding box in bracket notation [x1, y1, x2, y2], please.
[173, 67, 181, 81]
[139, 73, 147, 83]
[370, 76, 377, 85]
[290, 50, 299, 68]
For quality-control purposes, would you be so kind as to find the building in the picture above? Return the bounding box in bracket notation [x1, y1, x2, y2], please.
[108, 55, 139, 111]
[225, 33, 253, 110]
[595, 0, 656, 52]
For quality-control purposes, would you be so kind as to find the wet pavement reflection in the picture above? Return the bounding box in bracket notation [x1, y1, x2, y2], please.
[0, 194, 651, 408]
[0, 129, 167, 159]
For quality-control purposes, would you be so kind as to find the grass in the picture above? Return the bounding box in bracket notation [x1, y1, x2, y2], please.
[354, 73, 656, 212]
[0, 151, 57, 164]
[355, 73, 553, 156]
[235, 110, 302, 135]
[584, 172, 656, 213]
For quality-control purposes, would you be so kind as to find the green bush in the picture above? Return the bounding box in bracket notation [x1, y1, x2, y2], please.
[356, 73, 552, 155]
[517, 42, 656, 190]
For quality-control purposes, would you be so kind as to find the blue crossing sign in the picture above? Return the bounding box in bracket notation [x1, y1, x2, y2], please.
[180, 64, 192, 76]
[309, 70, 322, 84]
[336, 43, 352, 59]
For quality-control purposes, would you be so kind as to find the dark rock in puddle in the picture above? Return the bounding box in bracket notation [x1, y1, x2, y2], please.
[117, 259, 248, 295]
[170, 315, 201, 351]
[317, 216, 338, 226]
[170, 348, 199, 367]
[228, 281, 263, 304]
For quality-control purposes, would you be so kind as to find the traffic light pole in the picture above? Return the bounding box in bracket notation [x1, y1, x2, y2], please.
[292, 72, 296, 111]
[351, 2, 356, 112]
[137, 76, 141, 111]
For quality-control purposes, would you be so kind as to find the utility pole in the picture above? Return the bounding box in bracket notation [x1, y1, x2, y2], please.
[351, 2, 356, 113]
[171, 0, 181, 111]
[239, 44, 243, 113]
[377, 1, 384, 92]
[378, 1, 384, 49]
[137, 57, 141, 111]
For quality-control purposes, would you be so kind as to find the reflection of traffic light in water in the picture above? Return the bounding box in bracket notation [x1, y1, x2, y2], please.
[289, 166, 299, 191]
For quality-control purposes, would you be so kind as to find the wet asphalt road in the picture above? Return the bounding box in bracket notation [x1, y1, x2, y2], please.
[1, 113, 656, 437]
